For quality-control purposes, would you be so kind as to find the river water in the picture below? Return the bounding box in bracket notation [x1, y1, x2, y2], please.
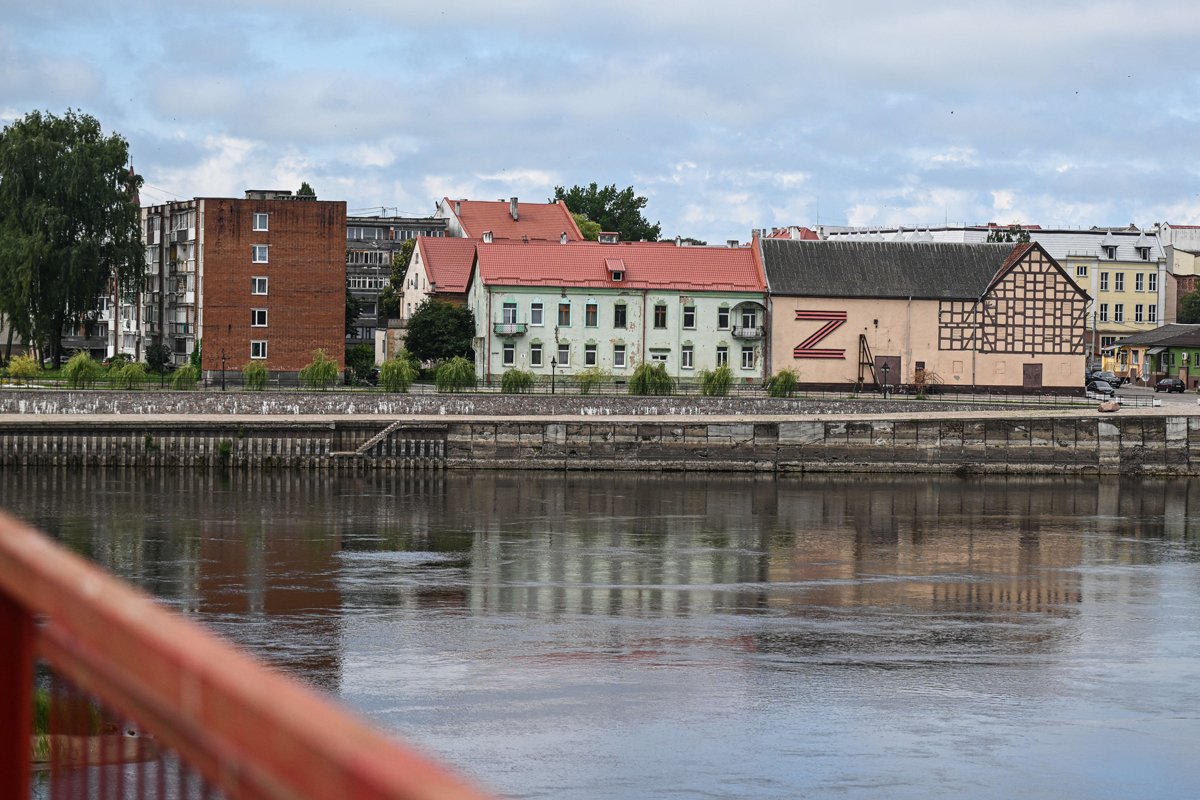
[5, 469, 1200, 799]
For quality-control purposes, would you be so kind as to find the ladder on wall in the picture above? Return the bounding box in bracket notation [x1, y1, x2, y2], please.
[858, 334, 877, 388]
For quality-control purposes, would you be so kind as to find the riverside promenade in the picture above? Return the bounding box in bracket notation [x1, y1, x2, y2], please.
[1, 387, 1198, 474]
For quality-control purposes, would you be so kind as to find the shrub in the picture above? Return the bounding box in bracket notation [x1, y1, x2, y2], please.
[145, 341, 172, 375]
[765, 368, 799, 398]
[63, 352, 101, 389]
[699, 364, 733, 396]
[379, 351, 418, 393]
[115, 361, 148, 389]
[242, 361, 268, 391]
[576, 367, 608, 395]
[7, 354, 40, 384]
[345, 343, 376, 386]
[171, 363, 199, 390]
[434, 356, 476, 392]
[500, 368, 535, 393]
[298, 349, 338, 390]
[629, 362, 674, 396]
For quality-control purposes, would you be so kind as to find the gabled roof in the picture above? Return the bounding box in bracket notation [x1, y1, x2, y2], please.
[416, 237, 478, 294]
[442, 197, 583, 242]
[1111, 323, 1200, 349]
[760, 240, 1015, 299]
[474, 241, 766, 293]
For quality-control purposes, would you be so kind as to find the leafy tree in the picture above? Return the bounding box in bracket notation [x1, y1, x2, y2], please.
[379, 351, 418, 392]
[345, 287, 363, 337]
[677, 237, 708, 246]
[377, 238, 417, 320]
[699, 364, 733, 396]
[299, 348, 338, 390]
[629, 362, 674, 395]
[345, 343, 375, 384]
[190, 339, 202, 370]
[115, 361, 147, 389]
[435, 356, 476, 392]
[171, 363, 199, 390]
[986, 225, 1032, 243]
[297, 181, 316, 197]
[765, 368, 799, 398]
[242, 361, 268, 390]
[7, 354, 39, 384]
[145, 340, 172, 375]
[63, 352, 101, 389]
[0, 110, 143, 363]
[500, 368, 535, 393]
[1180, 290, 1200, 324]
[404, 299, 475, 363]
[575, 366, 608, 394]
[552, 183, 661, 242]
[572, 213, 601, 242]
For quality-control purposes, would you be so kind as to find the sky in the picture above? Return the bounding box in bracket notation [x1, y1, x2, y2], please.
[3, 0, 1200, 244]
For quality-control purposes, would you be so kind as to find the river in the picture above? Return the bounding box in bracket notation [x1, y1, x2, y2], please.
[5, 469, 1200, 799]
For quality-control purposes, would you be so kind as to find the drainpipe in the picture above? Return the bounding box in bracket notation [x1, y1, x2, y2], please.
[641, 289, 648, 366]
[485, 289, 492, 383]
[905, 296, 912, 384]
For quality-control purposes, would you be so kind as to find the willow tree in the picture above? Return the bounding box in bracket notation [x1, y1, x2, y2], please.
[0, 110, 143, 361]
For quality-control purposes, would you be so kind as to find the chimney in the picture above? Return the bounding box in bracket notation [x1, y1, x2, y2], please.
[675, 235, 681, 247]
[455, 201, 461, 215]
[727, 239, 739, 248]
[510, 197, 519, 221]
[560, 232, 567, 245]
[483, 230, 493, 244]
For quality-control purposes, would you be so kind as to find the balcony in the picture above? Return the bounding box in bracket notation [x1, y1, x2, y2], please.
[731, 325, 765, 339]
[492, 321, 528, 336]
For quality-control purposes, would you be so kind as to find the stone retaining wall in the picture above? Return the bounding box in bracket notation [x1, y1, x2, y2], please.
[1, 415, 1197, 475]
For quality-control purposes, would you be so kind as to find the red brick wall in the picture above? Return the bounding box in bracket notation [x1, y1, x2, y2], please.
[199, 198, 347, 373]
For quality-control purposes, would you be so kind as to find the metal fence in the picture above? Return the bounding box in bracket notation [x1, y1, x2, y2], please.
[0, 511, 493, 800]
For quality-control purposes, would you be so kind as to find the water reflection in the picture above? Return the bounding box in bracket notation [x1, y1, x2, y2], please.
[4, 469, 1200, 799]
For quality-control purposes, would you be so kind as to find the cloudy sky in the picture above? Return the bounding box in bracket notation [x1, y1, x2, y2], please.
[4, 1, 1199, 243]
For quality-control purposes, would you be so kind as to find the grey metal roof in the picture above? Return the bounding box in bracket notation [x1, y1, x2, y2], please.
[1111, 323, 1200, 348]
[761, 240, 1013, 299]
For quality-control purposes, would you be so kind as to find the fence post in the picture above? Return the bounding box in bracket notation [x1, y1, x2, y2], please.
[0, 593, 33, 799]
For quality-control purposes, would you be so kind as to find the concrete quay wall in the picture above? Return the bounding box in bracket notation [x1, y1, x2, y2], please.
[1, 414, 1198, 475]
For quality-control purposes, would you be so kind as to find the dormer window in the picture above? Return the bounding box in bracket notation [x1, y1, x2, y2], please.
[611, 270, 624, 282]
[1137, 247, 1150, 260]
[1103, 245, 1116, 260]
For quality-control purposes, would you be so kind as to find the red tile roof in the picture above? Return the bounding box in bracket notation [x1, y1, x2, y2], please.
[475, 241, 766, 292]
[444, 197, 583, 241]
[417, 237, 478, 294]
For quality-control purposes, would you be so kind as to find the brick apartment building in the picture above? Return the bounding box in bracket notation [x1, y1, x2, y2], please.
[132, 190, 346, 380]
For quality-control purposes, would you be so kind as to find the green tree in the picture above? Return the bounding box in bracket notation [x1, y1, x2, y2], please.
[299, 348, 338, 390]
[986, 224, 1032, 243]
[7, 354, 39, 383]
[1179, 290, 1200, 324]
[242, 361, 268, 390]
[145, 340, 172, 375]
[345, 287, 363, 337]
[171, 363, 199, 390]
[434, 356, 476, 393]
[63, 352, 101, 389]
[629, 362, 674, 395]
[699, 364, 733, 396]
[379, 351, 418, 392]
[297, 181, 316, 197]
[404, 299, 475, 363]
[572, 213, 601, 241]
[552, 183, 661, 242]
[765, 368, 799, 398]
[500, 368, 535, 393]
[377, 238, 417, 320]
[0, 110, 143, 363]
[345, 343, 375, 384]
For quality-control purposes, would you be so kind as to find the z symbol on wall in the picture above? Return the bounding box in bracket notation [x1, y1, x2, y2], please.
[793, 310, 846, 359]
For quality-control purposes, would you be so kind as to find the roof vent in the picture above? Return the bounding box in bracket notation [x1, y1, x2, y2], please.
[482, 230, 493, 244]
[560, 232, 568, 245]
[454, 201, 461, 215]
[510, 197, 519, 221]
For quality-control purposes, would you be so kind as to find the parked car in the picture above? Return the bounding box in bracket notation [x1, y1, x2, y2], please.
[1155, 377, 1186, 393]
[1089, 370, 1124, 388]
[1087, 379, 1117, 397]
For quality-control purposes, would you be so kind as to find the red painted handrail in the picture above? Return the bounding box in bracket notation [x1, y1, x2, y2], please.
[0, 510, 494, 800]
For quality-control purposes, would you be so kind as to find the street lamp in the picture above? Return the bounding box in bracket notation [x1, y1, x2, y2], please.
[550, 357, 557, 394]
[220, 349, 228, 391]
[881, 361, 890, 398]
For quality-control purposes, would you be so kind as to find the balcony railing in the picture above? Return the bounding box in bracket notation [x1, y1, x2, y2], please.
[731, 325, 765, 339]
[492, 321, 528, 335]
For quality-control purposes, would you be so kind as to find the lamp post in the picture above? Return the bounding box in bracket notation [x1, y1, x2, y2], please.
[220, 349, 228, 391]
[881, 361, 890, 399]
[550, 357, 557, 394]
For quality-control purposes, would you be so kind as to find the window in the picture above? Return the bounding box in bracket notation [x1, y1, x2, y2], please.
[1149, 273, 1158, 292]
[558, 302, 571, 326]
[1100, 336, 1116, 351]
[251, 276, 268, 295]
[585, 302, 598, 327]
[716, 345, 728, 367]
[683, 306, 696, 329]
[741, 307, 757, 328]
[252, 245, 268, 263]
[1135, 273, 1144, 292]
[650, 350, 669, 363]
[613, 344, 626, 368]
[585, 343, 597, 366]
[1135, 304, 1144, 323]
[251, 340, 268, 360]
[530, 343, 542, 367]
[502, 342, 515, 366]
[741, 346, 755, 370]
[556, 343, 570, 366]
[1115, 273, 1124, 292]
[502, 301, 518, 324]
[614, 304, 627, 328]
[610, 270, 624, 282]
[1137, 246, 1150, 261]
[1114, 304, 1124, 323]
[681, 345, 694, 369]
[253, 212, 268, 231]
[1149, 305, 1157, 323]
[1103, 245, 1116, 260]
[1099, 272, 1109, 291]
[530, 302, 544, 326]
[653, 305, 667, 328]
[1099, 303, 1108, 323]
[251, 308, 268, 327]
[717, 308, 730, 329]
[1075, 265, 1088, 278]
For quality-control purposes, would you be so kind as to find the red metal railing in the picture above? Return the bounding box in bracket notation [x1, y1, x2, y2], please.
[0, 510, 494, 800]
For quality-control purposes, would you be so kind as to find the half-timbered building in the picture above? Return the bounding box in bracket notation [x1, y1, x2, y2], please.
[761, 240, 1088, 391]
